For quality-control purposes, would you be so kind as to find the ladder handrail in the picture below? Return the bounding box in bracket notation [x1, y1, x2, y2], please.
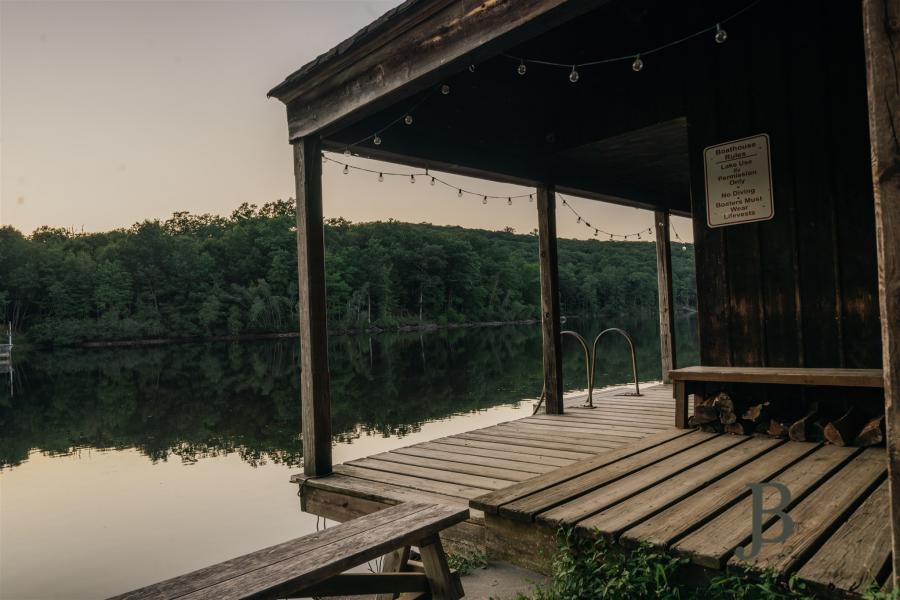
[590, 328, 641, 399]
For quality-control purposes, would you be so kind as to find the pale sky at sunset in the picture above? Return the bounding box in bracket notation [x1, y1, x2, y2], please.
[1, 0, 692, 242]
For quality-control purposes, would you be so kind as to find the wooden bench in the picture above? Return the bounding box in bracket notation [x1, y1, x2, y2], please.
[108, 502, 469, 600]
[670, 366, 884, 428]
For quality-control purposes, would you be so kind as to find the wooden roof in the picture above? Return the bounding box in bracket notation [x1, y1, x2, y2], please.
[266, 0, 769, 216]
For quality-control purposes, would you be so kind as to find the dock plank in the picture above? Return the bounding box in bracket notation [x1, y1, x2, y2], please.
[423, 441, 575, 467]
[578, 437, 784, 537]
[334, 464, 492, 499]
[797, 480, 891, 598]
[345, 458, 517, 491]
[672, 444, 858, 569]
[364, 451, 536, 482]
[498, 431, 716, 522]
[470, 427, 694, 514]
[391, 446, 557, 474]
[729, 448, 886, 575]
[439, 436, 593, 460]
[538, 435, 747, 527]
[622, 441, 818, 548]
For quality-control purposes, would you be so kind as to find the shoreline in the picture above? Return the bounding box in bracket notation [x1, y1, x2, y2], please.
[72, 318, 547, 349]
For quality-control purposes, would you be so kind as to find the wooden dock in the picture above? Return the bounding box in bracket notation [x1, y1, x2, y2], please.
[475, 429, 890, 597]
[294, 383, 676, 553]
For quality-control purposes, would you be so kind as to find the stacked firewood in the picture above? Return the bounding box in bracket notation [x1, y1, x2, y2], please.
[688, 391, 885, 447]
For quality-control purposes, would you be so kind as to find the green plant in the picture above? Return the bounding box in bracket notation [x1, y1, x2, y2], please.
[862, 583, 899, 600]
[515, 529, 818, 600]
[447, 549, 488, 576]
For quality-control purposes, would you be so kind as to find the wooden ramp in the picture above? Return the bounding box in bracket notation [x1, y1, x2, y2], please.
[475, 430, 891, 598]
[294, 384, 675, 553]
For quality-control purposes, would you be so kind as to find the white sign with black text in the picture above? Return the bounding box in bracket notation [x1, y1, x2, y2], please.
[704, 134, 774, 228]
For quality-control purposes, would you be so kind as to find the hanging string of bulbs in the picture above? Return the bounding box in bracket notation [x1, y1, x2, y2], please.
[341, 0, 761, 152]
[325, 153, 692, 246]
[505, 0, 760, 80]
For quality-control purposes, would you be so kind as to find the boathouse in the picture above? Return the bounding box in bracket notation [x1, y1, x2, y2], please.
[268, 0, 900, 595]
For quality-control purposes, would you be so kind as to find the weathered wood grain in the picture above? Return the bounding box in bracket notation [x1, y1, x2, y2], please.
[655, 210, 677, 383]
[538, 435, 746, 527]
[470, 427, 693, 514]
[293, 137, 332, 477]
[622, 441, 817, 548]
[578, 437, 783, 537]
[862, 0, 900, 587]
[672, 444, 858, 569]
[729, 449, 886, 574]
[669, 366, 884, 387]
[797, 480, 891, 598]
[537, 183, 564, 414]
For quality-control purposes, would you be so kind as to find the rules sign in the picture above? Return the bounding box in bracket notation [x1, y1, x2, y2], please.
[704, 134, 774, 228]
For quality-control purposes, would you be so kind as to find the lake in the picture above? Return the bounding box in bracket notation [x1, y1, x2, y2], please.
[0, 315, 697, 599]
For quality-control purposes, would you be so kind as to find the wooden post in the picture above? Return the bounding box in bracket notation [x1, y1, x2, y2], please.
[862, 0, 900, 586]
[537, 184, 564, 414]
[655, 211, 677, 384]
[293, 136, 332, 477]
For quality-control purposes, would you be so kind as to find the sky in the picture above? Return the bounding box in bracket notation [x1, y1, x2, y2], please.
[0, 0, 692, 242]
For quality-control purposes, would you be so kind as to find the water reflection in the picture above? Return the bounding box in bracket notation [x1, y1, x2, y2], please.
[0, 316, 697, 471]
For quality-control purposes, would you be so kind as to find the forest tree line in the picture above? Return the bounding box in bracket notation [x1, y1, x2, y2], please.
[0, 200, 696, 346]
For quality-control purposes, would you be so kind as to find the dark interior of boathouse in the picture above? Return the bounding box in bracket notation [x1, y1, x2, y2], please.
[266, 0, 900, 594]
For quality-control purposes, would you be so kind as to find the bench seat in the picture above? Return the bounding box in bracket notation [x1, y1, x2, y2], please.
[108, 502, 469, 600]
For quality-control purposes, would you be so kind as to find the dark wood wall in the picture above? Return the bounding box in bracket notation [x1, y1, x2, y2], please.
[686, 0, 881, 369]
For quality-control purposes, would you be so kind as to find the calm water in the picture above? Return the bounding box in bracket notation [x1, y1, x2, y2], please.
[0, 315, 697, 599]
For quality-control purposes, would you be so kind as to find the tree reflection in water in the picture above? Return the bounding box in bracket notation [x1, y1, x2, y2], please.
[0, 316, 697, 470]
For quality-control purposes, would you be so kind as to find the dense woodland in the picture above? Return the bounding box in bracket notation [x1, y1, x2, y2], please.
[0, 200, 696, 345]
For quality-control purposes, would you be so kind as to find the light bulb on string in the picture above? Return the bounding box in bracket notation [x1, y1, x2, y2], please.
[441, 84, 450, 95]
[517, 60, 527, 76]
[529, 194, 534, 202]
[343, 164, 349, 175]
[483, 196, 488, 205]
[632, 54, 644, 72]
[577, 216, 582, 224]
[569, 66, 579, 83]
[430, 177, 436, 186]
[594, 229, 599, 237]
[609, 234, 614, 241]
[638, 233, 642, 239]
[410, 174, 415, 184]
[378, 173, 384, 182]
[373, 135, 382, 146]
[715, 23, 728, 44]
[469, 64, 476, 73]
[507, 197, 512, 206]
[343, 148, 351, 155]
[404, 114, 413, 126]
[458, 189, 463, 198]
[682, 244, 687, 251]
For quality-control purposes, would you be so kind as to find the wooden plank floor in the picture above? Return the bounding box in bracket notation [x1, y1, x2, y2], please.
[293, 384, 676, 552]
[476, 429, 890, 598]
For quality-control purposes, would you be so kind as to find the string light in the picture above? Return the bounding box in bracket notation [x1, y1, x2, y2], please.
[504, 0, 758, 76]
[715, 23, 728, 44]
[404, 114, 414, 125]
[441, 84, 450, 95]
[373, 135, 382, 146]
[632, 54, 644, 72]
[469, 64, 476, 73]
[325, 153, 688, 241]
[517, 60, 527, 75]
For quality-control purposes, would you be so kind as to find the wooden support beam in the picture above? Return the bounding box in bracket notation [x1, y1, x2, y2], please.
[862, 0, 900, 586]
[293, 136, 333, 477]
[655, 211, 677, 384]
[537, 184, 564, 414]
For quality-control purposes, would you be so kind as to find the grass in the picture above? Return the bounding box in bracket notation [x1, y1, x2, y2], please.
[513, 528, 899, 600]
[447, 548, 488, 576]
